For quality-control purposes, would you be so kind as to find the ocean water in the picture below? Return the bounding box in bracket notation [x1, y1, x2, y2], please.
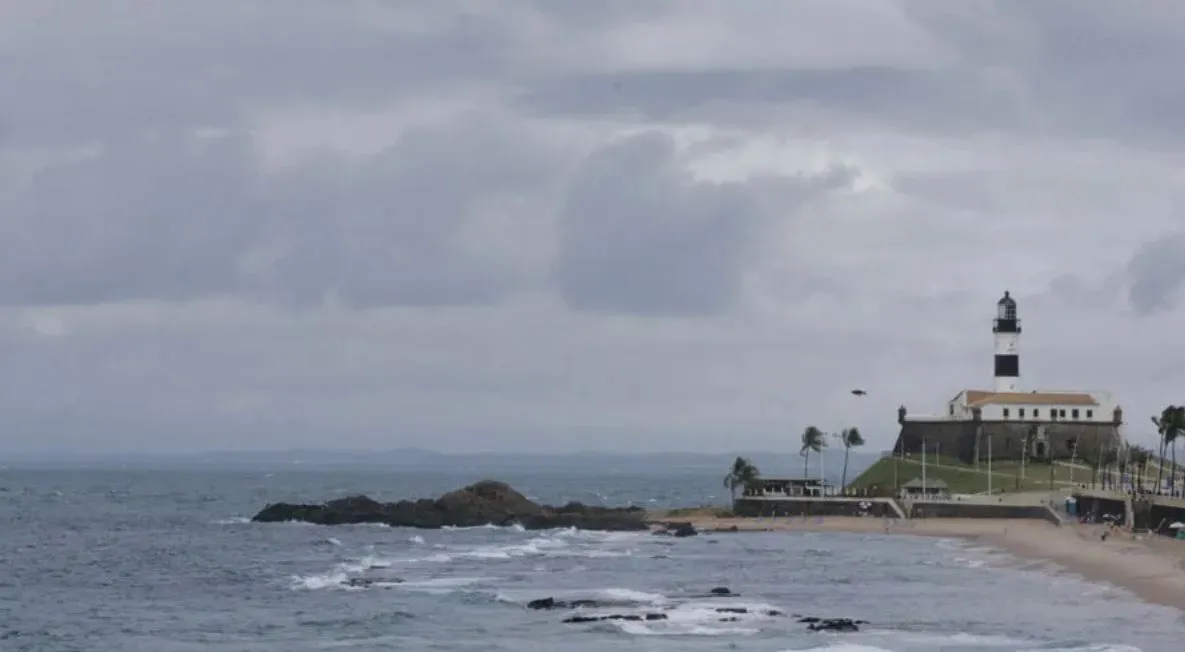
[2, 467, 1183, 651]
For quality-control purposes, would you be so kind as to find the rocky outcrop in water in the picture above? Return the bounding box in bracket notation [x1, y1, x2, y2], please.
[527, 597, 645, 610]
[651, 521, 698, 537]
[799, 616, 866, 632]
[526, 588, 862, 631]
[563, 613, 668, 623]
[251, 480, 649, 531]
[343, 577, 403, 588]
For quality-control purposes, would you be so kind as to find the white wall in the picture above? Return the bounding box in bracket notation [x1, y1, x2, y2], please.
[943, 391, 1116, 423]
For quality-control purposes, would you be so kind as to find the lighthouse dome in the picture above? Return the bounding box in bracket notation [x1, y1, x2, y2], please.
[996, 291, 1017, 321]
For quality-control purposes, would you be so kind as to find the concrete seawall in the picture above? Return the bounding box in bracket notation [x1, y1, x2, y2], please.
[732, 496, 1065, 523]
[908, 501, 1063, 525]
[733, 497, 905, 519]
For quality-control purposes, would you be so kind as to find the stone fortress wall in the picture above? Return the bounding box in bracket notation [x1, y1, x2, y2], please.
[892, 406, 1125, 464]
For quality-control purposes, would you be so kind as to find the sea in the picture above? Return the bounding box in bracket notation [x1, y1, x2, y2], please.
[2, 466, 1183, 651]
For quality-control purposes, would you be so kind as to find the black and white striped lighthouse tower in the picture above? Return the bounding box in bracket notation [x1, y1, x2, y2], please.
[992, 291, 1020, 392]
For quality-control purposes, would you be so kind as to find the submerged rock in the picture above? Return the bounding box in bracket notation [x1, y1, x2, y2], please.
[343, 577, 404, 588]
[651, 521, 698, 537]
[800, 617, 865, 632]
[526, 596, 648, 610]
[563, 613, 668, 623]
[251, 480, 648, 531]
[714, 606, 783, 616]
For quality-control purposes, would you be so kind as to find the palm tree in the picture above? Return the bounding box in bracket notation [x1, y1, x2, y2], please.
[723, 456, 761, 502]
[1130, 445, 1152, 492]
[839, 427, 865, 489]
[800, 426, 826, 478]
[1153, 406, 1185, 494]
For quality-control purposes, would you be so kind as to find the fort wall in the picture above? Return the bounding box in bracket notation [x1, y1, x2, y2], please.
[893, 416, 1122, 464]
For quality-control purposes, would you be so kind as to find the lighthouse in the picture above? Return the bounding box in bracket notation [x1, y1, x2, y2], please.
[892, 288, 1124, 466]
[992, 290, 1020, 392]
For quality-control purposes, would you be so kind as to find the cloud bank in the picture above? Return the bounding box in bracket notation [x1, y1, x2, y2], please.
[1, 1, 1182, 455]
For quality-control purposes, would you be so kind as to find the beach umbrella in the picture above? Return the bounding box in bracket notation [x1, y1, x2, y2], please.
[1169, 522, 1185, 529]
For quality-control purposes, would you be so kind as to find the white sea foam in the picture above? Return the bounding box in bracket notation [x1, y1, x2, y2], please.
[441, 523, 526, 532]
[290, 571, 360, 591]
[494, 587, 667, 606]
[399, 531, 635, 564]
[603, 598, 784, 636]
[880, 631, 1032, 647]
[212, 516, 250, 525]
[1023, 646, 1143, 652]
[787, 646, 894, 652]
[408, 535, 425, 545]
[397, 576, 498, 594]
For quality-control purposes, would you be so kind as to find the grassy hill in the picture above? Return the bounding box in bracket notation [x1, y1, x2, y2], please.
[847, 454, 1099, 495]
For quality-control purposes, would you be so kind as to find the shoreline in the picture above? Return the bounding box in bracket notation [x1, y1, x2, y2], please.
[662, 515, 1185, 613]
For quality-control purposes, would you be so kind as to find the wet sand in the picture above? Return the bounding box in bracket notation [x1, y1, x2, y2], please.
[660, 515, 1185, 612]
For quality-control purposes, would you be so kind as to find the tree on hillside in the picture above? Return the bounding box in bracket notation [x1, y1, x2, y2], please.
[1100, 447, 1118, 490]
[800, 426, 826, 479]
[723, 456, 761, 502]
[839, 427, 864, 489]
[1129, 445, 1152, 492]
[1153, 406, 1185, 493]
[1015, 424, 1038, 490]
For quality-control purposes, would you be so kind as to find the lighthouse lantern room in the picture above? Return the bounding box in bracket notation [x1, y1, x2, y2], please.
[992, 290, 1020, 392]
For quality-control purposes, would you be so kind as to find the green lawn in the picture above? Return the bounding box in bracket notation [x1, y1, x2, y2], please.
[848, 454, 1098, 495]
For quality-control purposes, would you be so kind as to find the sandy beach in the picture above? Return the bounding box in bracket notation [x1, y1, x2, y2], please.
[663, 515, 1185, 613]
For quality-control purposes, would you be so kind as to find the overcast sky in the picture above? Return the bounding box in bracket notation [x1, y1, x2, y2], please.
[1, 1, 1183, 456]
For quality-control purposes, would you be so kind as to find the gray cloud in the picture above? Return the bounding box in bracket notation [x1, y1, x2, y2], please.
[2, 1, 1185, 455]
[256, 111, 561, 309]
[0, 112, 561, 308]
[0, 3, 520, 144]
[1125, 232, 1185, 316]
[555, 132, 758, 316]
[0, 131, 263, 305]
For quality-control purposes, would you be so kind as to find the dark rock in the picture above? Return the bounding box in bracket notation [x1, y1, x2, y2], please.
[563, 613, 668, 623]
[252, 480, 649, 531]
[709, 587, 732, 595]
[343, 577, 403, 588]
[527, 597, 559, 610]
[714, 607, 783, 616]
[526, 597, 644, 610]
[805, 618, 862, 632]
[651, 521, 697, 537]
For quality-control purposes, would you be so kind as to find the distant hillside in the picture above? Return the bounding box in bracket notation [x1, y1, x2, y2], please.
[6, 447, 881, 481]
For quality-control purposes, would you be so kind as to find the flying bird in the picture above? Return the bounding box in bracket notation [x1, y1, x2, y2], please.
[850, 389, 867, 396]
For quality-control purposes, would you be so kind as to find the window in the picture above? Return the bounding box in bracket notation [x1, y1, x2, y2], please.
[1086, 409, 1093, 418]
[1072, 409, 1079, 419]
[1033, 409, 1039, 418]
[1019, 408, 1026, 418]
[949, 404, 954, 416]
[1059, 409, 1066, 418]
[1003, 408, 1010, 418]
